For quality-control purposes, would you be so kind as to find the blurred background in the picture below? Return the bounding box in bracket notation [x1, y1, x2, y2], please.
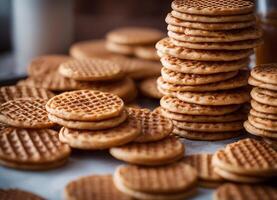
[0, 0, 276, 81]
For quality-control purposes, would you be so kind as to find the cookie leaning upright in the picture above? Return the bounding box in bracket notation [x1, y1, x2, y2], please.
[156, 0, 261, 141]
[245, 64, 277, 140]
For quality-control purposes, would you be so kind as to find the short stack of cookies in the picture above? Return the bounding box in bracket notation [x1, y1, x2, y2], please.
[244, 64, 277, 149]
[156, 0, 262, 141]
[0, 86, 71, 170]
[46, 90, 143, 150]
[19, 55, 137, 103]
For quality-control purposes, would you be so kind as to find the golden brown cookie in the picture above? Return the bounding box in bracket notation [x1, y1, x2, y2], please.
[110, 136, 184, 166]
[139, 77, 163, 99]
[251, 100, 277, 114]
[248, 115, 277, 132]
[244, 120, 277, 139]
[134, 46, 159, 61]
[251, 64, 277, 85]
[248, 76, 277, 91]
[250, 109, 277, 120]
[251, 87, 277, 106]
[0, 189, 44, 200]
[106, 41, 135, 55]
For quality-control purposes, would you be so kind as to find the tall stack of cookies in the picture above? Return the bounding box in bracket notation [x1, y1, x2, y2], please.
[156, 0, 262, 140]
[244, 65, 277, 149]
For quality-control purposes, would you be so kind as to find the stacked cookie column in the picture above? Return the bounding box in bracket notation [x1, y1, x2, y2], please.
[156, 0, 262, 140]
[244, 65, 277, 149]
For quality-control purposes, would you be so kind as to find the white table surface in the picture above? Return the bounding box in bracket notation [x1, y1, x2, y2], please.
[0, 99, 245, 200]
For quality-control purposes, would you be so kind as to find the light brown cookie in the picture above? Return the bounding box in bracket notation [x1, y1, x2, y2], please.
[0, 189, 44, 200]
[161, 96, 240, 115]
[46, 90, 124, 121]
[171, 0, 254, 15]
[173, 127, 241, 141]
[158, 71, 248, 92]
[134, 46, 159, 61]
[110, 136, 184, 166]
[183, 154, 224, 188]
[244, 121, 277, 139]
[171, 10, 255, 23]
[161, 67, 238, 85]
[176, 88, 250, 106]
[212, 138, 277, 176]
[59, 116, 141, 149]
[69, 39, 114, 59]
[127, 108, 173, 142]
[214, 183, 277, 200]
[173, 120, 243, 132]
[251, 64, 277, 85]
[27, 55, 72, 77]
[106, 41, 135, 55]
[214, 167, 267, 183]
[166, 14, 255, 31]
[160, 55, 247, 74]
[248, 115, 277, 132]
[110, 56, 162, 80]
[0, 86, 54, 104]
[48, 110, 127, 130]
[156, 38, 253, 61]
[59, 58, 123, 81]
[0, 98, 54, 128]
[170, 37, 262, 50]
[250, 109, 277, 120]
[167, 25, 262, 41]
[65, 175, 131, 200]
[248, 76, 277, 91]
[0, 128, 71, 170]
[139, 77, 163, 99]
[262, 138, 277, 151]
[160, 107, 246, 123]
[251, 87, 277, 106]
[251, 100, 277, 114]
[114, 162, 197, 200]
[106, 27, 163, 45]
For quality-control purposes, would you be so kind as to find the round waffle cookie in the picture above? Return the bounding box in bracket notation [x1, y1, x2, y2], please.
[161, 67, 238, 85]
[251, 64, 277, 85]
[0, 85, 54, 104]
[69, 39, 114, 59]
[160, 107, 246, 123]
[167, 25, 262, 41]
[106, 27, 163, 45]
[171, 10, 255, 23]
[173, 120, 243, 132]
[212, 138, 277, 176]
[170, 37, 262, 50]
[171, 0, 254, 15]
[110, 136, 184, 166]
[183, 154, 224, 188]
[114, 162, 197, 200]
[127, 108, 173, 143]
[0, 128, 71, 170]
[46, 90, 124, 121]
[110, 56, 162, 80]
[214, 183, 277, 200]
[59, 58, 123, 81]
[65, 175, 131, 200]
[106, 41, 135, 55]
[165, 14, 255, 31]
[156, 38, 253, 61]
[251, 87, 277, 106]
[161, 96, 240, 116]
[250, 109, 277, 120]
[160, 55, 248, 74]
[158, 71, 248, 92]
[48, 110, 127, 130]
[0, 98, 54, 128]
[248, 115, 277, 132]
[27, 55, 72, 77]
[173, 127, 241, 141]
[134, 46, 159, 61]
[59, 116, 141, 149]
[244, 121, 277, 139]
[139, 77, 163, 99]
[251, 100, 277, 114]
[248, 76, 277, 91]
[176, 88, 250, 106]
[0, 189, 44, 200]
